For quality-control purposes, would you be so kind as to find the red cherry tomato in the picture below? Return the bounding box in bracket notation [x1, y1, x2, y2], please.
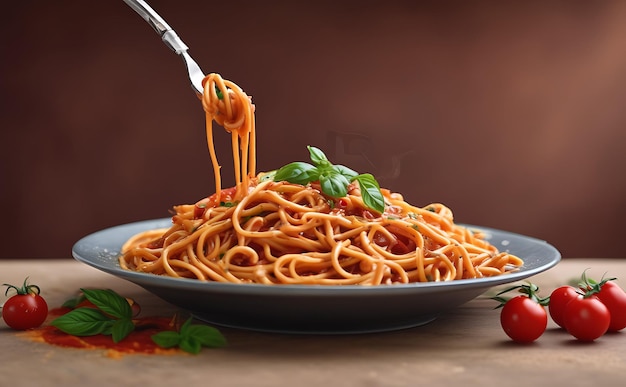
[563, 295, 610, 341]
[548, 285, 579, 328]
[2, 279, 49, 330]
[595, 281, 626, 332]
[500, 295, 548, 343]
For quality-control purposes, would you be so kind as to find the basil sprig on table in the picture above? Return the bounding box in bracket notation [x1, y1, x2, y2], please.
[151, 317, 226, 354]
[50, 288, 226, 353]
[51, 288, 135, 343]
[271, 146, 385, 213]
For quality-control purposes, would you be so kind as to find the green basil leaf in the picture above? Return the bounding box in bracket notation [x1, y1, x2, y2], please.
[259, 170, 276, 182]
[61, 294, 87, 309]
[354, 174, 385, 213]
[274, 146, 385, 213]
[184, 324, 228, 348]
[332, 164, 358, 180]
[153, 317, 228, 354]
[180, 316, 193, 331]
[273, 162, 318, 185]
[151, 331, 182, 348]
[80, 288, 132, 320]
[111, 318, 135, 343]
[320, 173, 350, 198]
[179, 337, 202, 354]
[101, 323, 113, 336]
[307, 146, 329, 167]
[50, 308, 113, 336]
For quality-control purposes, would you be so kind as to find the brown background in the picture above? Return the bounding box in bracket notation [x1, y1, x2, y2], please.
[1, 0, 625, 259]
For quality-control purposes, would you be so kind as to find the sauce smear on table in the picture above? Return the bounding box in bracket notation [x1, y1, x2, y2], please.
[23, 308, 181, 358]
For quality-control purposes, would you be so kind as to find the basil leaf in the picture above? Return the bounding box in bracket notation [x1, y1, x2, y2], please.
[61, 294, 86, 309]
[101, 323, 113, 336]
[354, 174, 385, 213]
[151, 331, 181, 348]
[180, 316, 193, 331]
[273, 146, 386, 213]
[259, 170, 276, 182]
[273, 162, 318, 185]
[320, 173, 350, 198]
[185, 324, 228, 347]
[307, 146, 329, 167]
[50, 308, 113, 336]
[81, 288, 132, 320]
[332, 164, 358, 180]
[152, 318, 227, 354]
[111, 318, 135, 343]
[179, 337, 202, 354]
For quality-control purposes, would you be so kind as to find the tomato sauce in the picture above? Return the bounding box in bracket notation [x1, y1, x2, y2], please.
[24, 308, 181, 358]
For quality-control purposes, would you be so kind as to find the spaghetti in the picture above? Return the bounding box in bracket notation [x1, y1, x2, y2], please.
[119, 73, 523, 285]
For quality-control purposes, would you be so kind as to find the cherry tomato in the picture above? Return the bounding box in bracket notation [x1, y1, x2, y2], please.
[595, 281, 626, 332]
[548, 285, 579, 329]
[2, 278, 49, 330]
[500, 295, 548, 343]
[563, 295, 610, 341]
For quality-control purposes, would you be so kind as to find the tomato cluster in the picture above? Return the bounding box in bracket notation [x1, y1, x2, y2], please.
[549, 278, 626, 341]
[494, 273, 626, 343]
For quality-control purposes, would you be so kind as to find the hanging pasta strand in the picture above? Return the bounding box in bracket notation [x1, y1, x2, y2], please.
[201, 73, 256, 203]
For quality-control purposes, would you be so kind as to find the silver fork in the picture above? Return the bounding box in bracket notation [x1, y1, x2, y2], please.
[123, 0, 205, 95]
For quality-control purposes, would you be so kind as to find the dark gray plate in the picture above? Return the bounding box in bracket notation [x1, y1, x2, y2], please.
[72, 218, 560, 334]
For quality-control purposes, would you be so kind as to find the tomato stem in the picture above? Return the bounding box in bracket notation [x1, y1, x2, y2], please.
[578, 269, 617, 298]
[3, 277, 41, 297]
[492, 282, 550, 308]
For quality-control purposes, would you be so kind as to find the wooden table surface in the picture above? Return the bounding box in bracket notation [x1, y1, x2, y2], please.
[1, 258, 625, 386]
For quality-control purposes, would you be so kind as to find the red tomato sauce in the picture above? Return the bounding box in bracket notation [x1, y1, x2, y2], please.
[24, 308, 181, 358]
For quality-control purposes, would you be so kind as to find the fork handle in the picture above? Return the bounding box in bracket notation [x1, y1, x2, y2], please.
[123, 0, 189, 54]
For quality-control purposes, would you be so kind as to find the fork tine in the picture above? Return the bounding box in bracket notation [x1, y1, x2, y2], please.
[123, 0, 205, 95]
[180, 52, 205, 95]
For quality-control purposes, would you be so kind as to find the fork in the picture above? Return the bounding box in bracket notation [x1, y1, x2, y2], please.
[123, 0, 205, 95]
